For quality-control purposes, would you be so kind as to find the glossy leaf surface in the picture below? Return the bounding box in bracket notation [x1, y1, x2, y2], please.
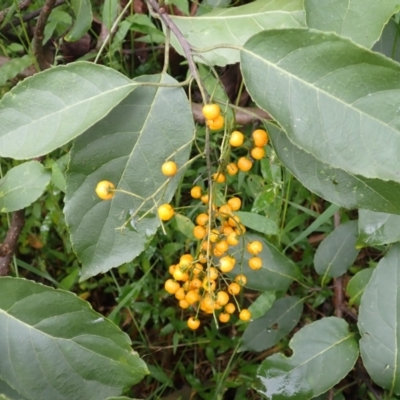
[170, 0, 305, 66]
[0, 161, 51, 212]
[358, 210, 400, 246]
[269, 125, 400, 215]
[305, 0, 400, 48]
[255, 317, 358, 399]
[241, 29, 400, 184]
[235, 211, 278, 235]
[65, 74, 194, 280]
[239, 296, 303, 352]
[0, 278, 148, 400]
[359, 244, 400, 394]
[314, 220, 359, 281]
[346, 268, 374, 306]
[0, 62, 137, 159]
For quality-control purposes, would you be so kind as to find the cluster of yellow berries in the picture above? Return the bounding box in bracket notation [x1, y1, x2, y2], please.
[202, 103, 224, 131]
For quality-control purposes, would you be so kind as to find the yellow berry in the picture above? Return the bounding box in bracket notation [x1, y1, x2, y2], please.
[226, 232, 239, 246]
[235, 274, 247, 286]
[187, 316, 201, 330]
[202, 104, 220, 120]
[237, 157, 253, 172]
[219, 312, 231, 323]
[207, 115, 224, 130]
[164, 279, 180, 294]
[201, 194, 209, 204]
[251, 147, 266, 160]
[209, 229, 220, 243]
[247, 241, 263, 255]
[248, 256, 263, 270]
[252, 129, 269, 147]
[193, 225, 207, 240]
[161, 161, 178, 177]
[239, 309, 252, 321]
[215, 240, 229, 254]
[216, 291, 230, 306]
[228, 282, 241, 295]
[208, 267, 219, 281]
[179, 299, 190, 309]
[175, 287, 186, 300]
[218, 204, 232, 217]
[226, 162, 239, 176]
[158, 204, 174, 221]
[95, 180, 115, 200]
[191, 185, 202, 199]
[227, 197, 241, 211]
[196, 213, 209, 226]
[219, 256, 236, 273]
[213, 172, 226, 183]
[192, 263, 204, 275]
[229, 130, 244, 147]
[186, 290, 200, 304]
[202, 278, 216, 291]
[189, 278, 202, 290]
[225, 303, 236, 314]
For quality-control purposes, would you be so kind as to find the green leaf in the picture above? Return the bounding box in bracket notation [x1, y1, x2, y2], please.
[255, 317, 359, 399]
[305, 0, 400, 48]
[346, 268, 374, 306]
[0, 55, 33, 86]
[229, 233, 300, 291]
[102, 0, 118, 31]
[239, 296, 303, 352]
[241, 29, 400, 184]
[64, 0, 92, 42]
[0, 62, 137, 160]
[269, 124, 400, 215]
[247, 291, 276, 320]
[165, 0, 189, 15]
[0, 278, 148, 400]
[173, 214, 195, 240]
[0, 379, 28, 400]
[314, 221, 360, 283]
[373, 18, 400, 62]
[65, 74, 194, 280]
[169, 0, 305, 66]
[0, 161, 51, 213]
[235, 211, 278, 235]
[359, 243, 400, 394]
[357, 210, 400, 247]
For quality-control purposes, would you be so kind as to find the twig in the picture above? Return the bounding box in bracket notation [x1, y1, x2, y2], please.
[0, 0, 32, 23]
[146, 0, 207, 103]
[0, 210, 25, 276]
[333, 210, 343, 318]
[32, 0, 57, 70]
[1, 0, 64, 33]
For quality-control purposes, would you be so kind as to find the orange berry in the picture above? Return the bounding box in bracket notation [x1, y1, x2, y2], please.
[252, 129, 268, 147]
[227, 197, 241, 211]
[248, 256, 263, 270]
[198, 253, 207, 264]
[215, 240, 229, 254]
[175, 287, 186, 300]
[213, 248, 225, 257]
[187, 316, 201, 330]
[186, 290, 200, 304]
[226, 163, 239, 176]
[213, 172, 226, 183]
[207, 115, 224, 130]
[251, 147, 266, 160]
[193, 225, 207, 240]
[95, 180, 115, 200]
[247, 241, 263, 255]
[202, 104, 220, 120]
[239, 309, 252, 321]
[218, 204, 232, 217]
[191, 186, 202, 199]
[179, 299, 190, 309]
[164, 279, 180, 294]
[219, 256, 236, 273]
[202, 278, 216, 291]
[228, 282, 241, 295]
[196, 213, 209, 226]
[161, 161, 178, 177]
[237, 157, 253, 172]
[222, 225, 234, 236]
[193, 263, 204, 275]
[208, 267, 219, 281]
[229, 130, 244, 147]
[225, 303, 236, 314]
[228, 215, 240, 228]
[189, 278, 202, 290]
[168, 264, 176, 275]
[219, 312, 231, 323]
